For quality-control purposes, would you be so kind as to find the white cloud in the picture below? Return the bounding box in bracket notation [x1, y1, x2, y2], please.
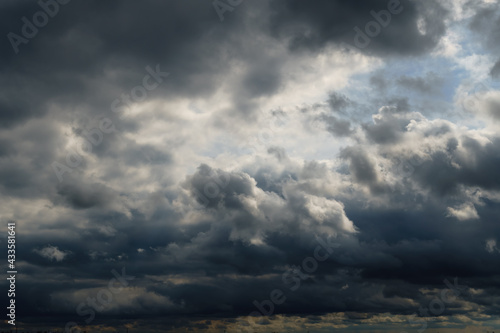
[34, 245, 72, 262]
[486, 239, 499, 253]
[447, 203, 480, 221]
[97, 224, 117, 237]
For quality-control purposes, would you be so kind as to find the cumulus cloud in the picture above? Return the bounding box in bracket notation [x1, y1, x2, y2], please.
[447, 203, 480, 221]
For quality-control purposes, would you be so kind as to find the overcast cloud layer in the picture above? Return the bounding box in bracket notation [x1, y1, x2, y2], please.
[1, 1, 500, 332]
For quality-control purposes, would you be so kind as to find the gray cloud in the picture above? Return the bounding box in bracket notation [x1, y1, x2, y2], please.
[269, 0, 448, 56]
[397, 72, 444, 94]
[491, 59, 500, 78]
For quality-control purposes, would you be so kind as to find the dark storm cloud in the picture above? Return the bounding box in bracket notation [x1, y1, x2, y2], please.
[1, 1, 499, 331]
[342, 198, 500, 286]
[121, 143, 172, 167]
[347, 103, 500, 199]
[322, 116, 354, 137]
[340, 147, 379, 186]
[491, 59, 500, 79]
[339, 146, 390, 195]
[0, 0, 249, 128]
[184, 164, 252, 210]
[305, 109, 500, 320]
[0, 118, 63, 200]
[4, 150, 500, 330]
[469, 2, 500, 53]
[269, 0, 448, 56]
[485, 95, 500, 121]
[412, 136, 500, 195]
[56, 181, 117, 209]
[328, 92, 352, 112]
[241, 58, 284, 98]
[362, 100, 416, 144]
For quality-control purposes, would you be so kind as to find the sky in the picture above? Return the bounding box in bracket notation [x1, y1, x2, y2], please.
[1, 0, 500, 332]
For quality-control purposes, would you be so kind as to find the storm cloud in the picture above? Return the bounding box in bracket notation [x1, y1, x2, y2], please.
[0, 1, 499, 332]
